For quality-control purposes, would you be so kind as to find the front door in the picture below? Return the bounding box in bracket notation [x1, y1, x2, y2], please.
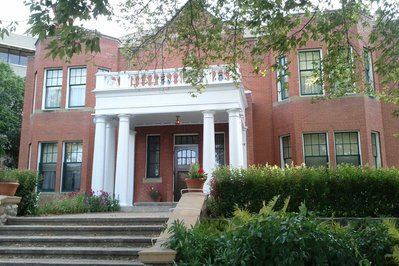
[174, 145, 198, 201]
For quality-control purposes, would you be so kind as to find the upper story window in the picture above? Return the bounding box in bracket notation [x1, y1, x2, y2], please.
[277, 56, 289, 101]
[38, 142, 58, 192]
[335, 132, 361, 166]
[146, 135, 161, 178]
[68, 67, 87, 108]
[299, 50, 323, 96]
[0, 47, 29, 66]
[303, 133, 328, 167]
[44, 69, 63, 109]
[364, 48, 374, 93]
[280, 135, 292, 168]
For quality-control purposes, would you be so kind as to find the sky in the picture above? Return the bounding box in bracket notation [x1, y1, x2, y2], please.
[0, 0, 125, 38]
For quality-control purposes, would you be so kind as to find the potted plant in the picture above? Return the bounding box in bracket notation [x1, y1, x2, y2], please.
[0, 170, 20, 196]
[185, 163, 207, 192]
[149, 187, 161, 202]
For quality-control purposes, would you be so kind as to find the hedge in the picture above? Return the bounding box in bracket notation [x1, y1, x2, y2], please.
[210, 164, 399, 217]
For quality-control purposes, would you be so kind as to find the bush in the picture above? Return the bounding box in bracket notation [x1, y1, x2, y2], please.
[167, 200, 395, 265]
[210, 165, 399, 217]
[1, 170, 40, 216]
[37, 190, 120, 215]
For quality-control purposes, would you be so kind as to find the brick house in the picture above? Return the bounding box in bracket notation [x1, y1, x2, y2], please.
[18, 30, 399, 205]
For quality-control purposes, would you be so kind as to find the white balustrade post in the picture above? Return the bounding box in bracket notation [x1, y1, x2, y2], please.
[120, 73, 130, 87]
[91, 116, 106, 193]
[104, 121, 116, 195]
[228, 109, 244, 168]
[202, 110, 216, 193]
[114, 114, 132, 207]
[127, 130, 136, 204]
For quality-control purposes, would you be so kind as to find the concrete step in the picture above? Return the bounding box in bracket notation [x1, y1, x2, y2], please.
[0, 225, 163, 236]
[7, 216, 168, 226]
[0, 258, 143, 266]
[0, 246, 141, 260]
[0, 236, 153, 248]
[122, 202, 177, 213]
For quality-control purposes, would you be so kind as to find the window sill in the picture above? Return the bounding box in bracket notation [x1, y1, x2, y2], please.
[143, 177, 162, 183]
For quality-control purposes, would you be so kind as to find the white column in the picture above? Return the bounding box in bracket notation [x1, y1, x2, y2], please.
[242, 126, 248, 168]
[103, 121, 116, 195]
[91, 116, 106, 193]
[228, 109, 244, 168]
[127, 130, 136, 205]
[202, 110, 216, 193]
[114, 114, 131, 207]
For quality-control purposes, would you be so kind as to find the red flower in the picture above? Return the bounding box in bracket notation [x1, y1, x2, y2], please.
[198, 168, 205, 174]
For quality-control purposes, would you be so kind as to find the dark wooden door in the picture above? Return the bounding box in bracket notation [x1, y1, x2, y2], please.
[174, 145, 198, 201]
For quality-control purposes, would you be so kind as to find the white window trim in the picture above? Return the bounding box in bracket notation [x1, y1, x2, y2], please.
[333, 131, 362, 166]
[66, 66, 87, 109]
[277, 56, 289, 102]
[61, 141, 83, 192]
[298, 49, 325, 97]
[371, 131, 382, 168]
[37, 141, 58, 192]
[302, 132, 330, 167]
[42, 68, 63, 110]
[32, 72, 37, 113]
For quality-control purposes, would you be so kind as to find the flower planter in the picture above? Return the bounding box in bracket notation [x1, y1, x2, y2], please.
[0, 182, 20, 196]
[185, 178, 205, 192]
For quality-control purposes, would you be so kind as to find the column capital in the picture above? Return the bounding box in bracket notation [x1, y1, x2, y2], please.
[118, 114, 131, 123]
[93, 115, 106, 124]
[202, 110, 216, 117]
[227, 108, 241, 117]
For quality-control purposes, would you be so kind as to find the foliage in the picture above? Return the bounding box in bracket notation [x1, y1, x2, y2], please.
[37, 190, 120, 215]
[187, 162, 207, 179]
[210, 164, 399, 218]
[167, 199, 395, 265]
[0, 62, 25, 168]
[0, 170, 40, 216]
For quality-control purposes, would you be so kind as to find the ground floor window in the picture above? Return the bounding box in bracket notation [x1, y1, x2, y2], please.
[335, 132, 361, 166]
[62, 142, 82, 192]
[303, 133, 328, 167]
[215, 133, 225, 166]
[38, 142, 57, 192]
[371, 132, 381, 168]
[280, 135, 292, 168]
[146, 135, 161, 178]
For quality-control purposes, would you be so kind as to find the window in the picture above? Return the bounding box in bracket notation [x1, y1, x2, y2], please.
[364, 49, 374, 92]
[299, 50, 323, 95]
[62, 142, 82, 192]
[335, 132, 361, 166]
[371, 132, 381, 168]
[68, 67, 86, 107]
[277, 56, 289, 101]
[38, 143, 57, 192]
[215, 133, 225, 166]
[280, 135, 292, 168]
[97, 67, 110, 73]
[0, 47, 29, 66]
[303, 133, 328, 167]
[175, 135, 198, 145]
[44, 69, 62, 109]
[146, 135, 160, 178]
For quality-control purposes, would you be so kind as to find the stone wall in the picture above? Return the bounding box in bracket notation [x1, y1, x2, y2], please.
[0, 196, 21, 225]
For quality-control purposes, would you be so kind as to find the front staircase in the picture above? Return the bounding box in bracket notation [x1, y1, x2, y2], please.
[0, 207, 172, 265]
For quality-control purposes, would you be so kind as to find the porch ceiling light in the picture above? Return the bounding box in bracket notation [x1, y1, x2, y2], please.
[175, 116, 181, 125]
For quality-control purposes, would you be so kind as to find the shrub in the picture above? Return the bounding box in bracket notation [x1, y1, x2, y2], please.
[1, 170, 40, 216]
[167, 199, 395, 265]
[37, 190, 120, 215]
[210, 165, 399, 217]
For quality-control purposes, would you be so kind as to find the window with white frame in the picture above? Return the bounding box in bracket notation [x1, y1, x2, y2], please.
[68, 67, 86, 107]
[371, 132, 381, 168]
[277, 56, 289, 101]
[146, 135, 160, 178]
[62, 142, 82, 192]
[303, 133, 328, 167]
[335, 132, 361, 166]
[280, 135, 292, 168]
[364, 49, 374, 93]
[215, 133, 225, 166]
[44, 69, 62, 109]
[330, 46, 355, 92]
[299, 50, 323, 96]
[38, 142, 57, 192]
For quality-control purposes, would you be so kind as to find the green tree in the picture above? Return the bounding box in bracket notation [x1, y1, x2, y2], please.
[0, 62, 25, 168]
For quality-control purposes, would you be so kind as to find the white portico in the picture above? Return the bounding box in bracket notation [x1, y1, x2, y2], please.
[91, 66, 248, 206]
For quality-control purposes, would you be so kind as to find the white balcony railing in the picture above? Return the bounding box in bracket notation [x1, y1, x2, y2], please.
[95, 65, 239, 90]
